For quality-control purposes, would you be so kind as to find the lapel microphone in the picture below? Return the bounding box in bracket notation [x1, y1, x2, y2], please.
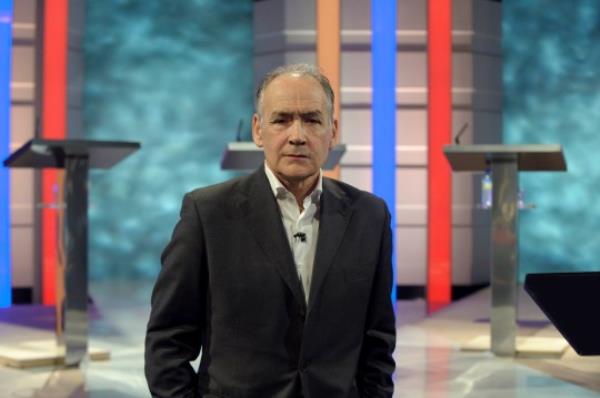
[293, 232, 307, 242]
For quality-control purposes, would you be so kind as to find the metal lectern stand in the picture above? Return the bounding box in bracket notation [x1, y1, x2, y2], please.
[4, 139, 140, 367]
[444, 144, 567, 356]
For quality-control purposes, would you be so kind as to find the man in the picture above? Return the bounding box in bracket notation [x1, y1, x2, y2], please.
[145, 64, 396, 398]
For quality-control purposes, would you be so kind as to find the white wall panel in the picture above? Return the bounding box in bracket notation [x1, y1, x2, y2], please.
[11, 227, 34, 286]
[10, 0, 38, 292]
[396, 227, 426, 284]
[340, 167, 370, 193]
[10, 169, 34, 225]
[10, 105, 34, 144]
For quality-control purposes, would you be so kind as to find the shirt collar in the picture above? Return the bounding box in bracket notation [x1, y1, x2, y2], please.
[264, 162, 322, 204]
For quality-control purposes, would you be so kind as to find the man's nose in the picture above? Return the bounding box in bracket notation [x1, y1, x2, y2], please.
[288, 119, 306, 143]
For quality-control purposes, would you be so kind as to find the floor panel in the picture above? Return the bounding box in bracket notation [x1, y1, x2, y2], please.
[0, 281, 598, 397]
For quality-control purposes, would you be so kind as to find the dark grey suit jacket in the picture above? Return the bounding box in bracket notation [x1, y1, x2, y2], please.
[145, 167, 396, 398]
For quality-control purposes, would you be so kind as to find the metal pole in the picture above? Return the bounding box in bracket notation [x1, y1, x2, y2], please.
[63, 155, 89, 366]
[490, 156, 519, 356]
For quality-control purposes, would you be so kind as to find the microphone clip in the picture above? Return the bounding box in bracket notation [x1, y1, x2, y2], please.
[293, 232, 307, 242]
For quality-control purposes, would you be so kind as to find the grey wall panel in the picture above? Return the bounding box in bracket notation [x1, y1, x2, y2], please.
[341, 0, 369, 30]
[11, 47, 35, 84]
[10, 105, 35, 143]
[341, 87, 500, 112]
[284, 52, 317, 65]
[342, 109, 429, 147]
[473, 54, 503, 92]
[339, 108, 371, 145]
[340, 146, 426, 168]
[453, 225, 491, 285]
[283, 0, 315, 30]
[11, 227, 35, 286]
[254, 53, 287, 85]
[253, 0, 316, 94]
[453, 226, 478, 284]
[470, 225, 491, 283]
[396, 168, 427, 226]
[473, 0, 502, 37]
[397, 52, 427, 88]
[10, 82, 35, 103]
[398, 0, 426, 30]
[396, 226, 426, 285]
[397, 109, 427, 145]
[67, 52, 84, 109]
[13, 0, 36, 24]
[67, 0, 85, 138]
[473, 111, 502, 144]
[340, 167, 370, 193]
[10, 0, 38, 292]
[67, 108, 83, 139]
[254, 51, 317, 95]
[253, 0, 285, 35]
[10, 170, 34, 225]
[254, 0, 315, 35]
[341, 51, 371, 88]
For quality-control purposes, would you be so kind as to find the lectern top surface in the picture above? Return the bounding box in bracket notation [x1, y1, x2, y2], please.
[3, 138, 141, 169]
[444, 144, 567, 172]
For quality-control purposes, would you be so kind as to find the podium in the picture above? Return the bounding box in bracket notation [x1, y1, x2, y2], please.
[3, 138, 140, 367]
[444, 144, 567, 356]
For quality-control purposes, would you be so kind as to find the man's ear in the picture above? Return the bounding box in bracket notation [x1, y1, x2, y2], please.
[329, 118, 339, 150]
[252, 113, 263, 147]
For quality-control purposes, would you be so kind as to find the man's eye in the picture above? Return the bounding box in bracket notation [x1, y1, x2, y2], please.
[307, 119, 321, 124]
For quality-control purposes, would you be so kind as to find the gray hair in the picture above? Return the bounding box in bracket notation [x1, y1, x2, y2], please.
[255, 63, 335, 123]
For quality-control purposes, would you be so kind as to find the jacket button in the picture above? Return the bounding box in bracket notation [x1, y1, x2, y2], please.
[300, 361, 310, 372]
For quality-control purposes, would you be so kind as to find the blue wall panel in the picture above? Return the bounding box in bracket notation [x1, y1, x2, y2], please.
[84, 0, 253, 280]
[371, 0, 397, 302]
[504, 0, 600, 278]
[0, 0, 12, 306]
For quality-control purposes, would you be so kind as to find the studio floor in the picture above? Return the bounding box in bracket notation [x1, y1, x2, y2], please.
[0, 280, 599, 398]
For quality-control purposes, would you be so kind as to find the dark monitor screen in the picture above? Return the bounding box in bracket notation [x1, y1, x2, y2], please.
[524, 272, 600, 356]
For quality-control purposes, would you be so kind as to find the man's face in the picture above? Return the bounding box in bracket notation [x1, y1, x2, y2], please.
[252, 74, 338, 185]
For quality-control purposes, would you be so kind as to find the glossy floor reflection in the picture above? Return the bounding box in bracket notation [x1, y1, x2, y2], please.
[0, 281, 599, 397]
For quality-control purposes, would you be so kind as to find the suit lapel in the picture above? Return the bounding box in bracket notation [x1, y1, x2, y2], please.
[240, 168, 307, 309]
[308, 178, 352, 312]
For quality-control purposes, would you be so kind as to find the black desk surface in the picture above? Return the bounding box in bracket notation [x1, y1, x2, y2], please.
[525, 272, 600, 356]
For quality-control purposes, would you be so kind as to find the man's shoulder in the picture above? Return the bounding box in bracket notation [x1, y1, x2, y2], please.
[323, 177, 388, 213]
[186, 171, 256, 204]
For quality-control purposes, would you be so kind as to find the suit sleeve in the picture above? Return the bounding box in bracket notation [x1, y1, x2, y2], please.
[356, 203, 396, 397]
[145, 193, 205, 398]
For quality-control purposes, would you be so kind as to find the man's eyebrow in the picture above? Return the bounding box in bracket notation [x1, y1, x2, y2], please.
[269, 111, 293, 119]
[269, 110, 324, 119]
[300, 111, 324, 118]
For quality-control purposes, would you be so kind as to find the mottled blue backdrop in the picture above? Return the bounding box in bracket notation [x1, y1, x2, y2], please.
[503, 0, 600, 278]
[84, 0, 253, 280]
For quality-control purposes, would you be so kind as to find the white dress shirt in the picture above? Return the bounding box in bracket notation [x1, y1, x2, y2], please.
[264, 164, 322, 303]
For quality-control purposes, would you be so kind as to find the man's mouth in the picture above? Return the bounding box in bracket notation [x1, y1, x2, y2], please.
[285, 154, 309, 159]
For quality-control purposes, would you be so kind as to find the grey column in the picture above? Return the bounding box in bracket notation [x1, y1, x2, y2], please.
[63, 155, 89, 366]
[490, 156, 519, 356]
